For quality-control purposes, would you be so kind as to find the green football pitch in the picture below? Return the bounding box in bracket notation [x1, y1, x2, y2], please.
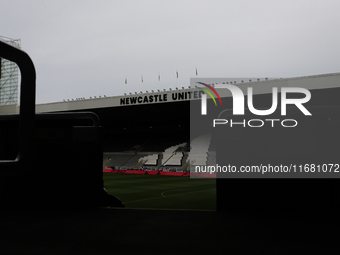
[103, 173, 216, 210]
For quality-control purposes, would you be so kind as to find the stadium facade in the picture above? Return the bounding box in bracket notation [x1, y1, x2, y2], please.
[3, 72, 340, 172]
[2, 71, 340, 172]
[0, 36, 20, 106]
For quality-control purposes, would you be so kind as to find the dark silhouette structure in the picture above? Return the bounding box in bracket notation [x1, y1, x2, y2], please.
[0, 39, 340, 254]
[0, 39, 122, 209]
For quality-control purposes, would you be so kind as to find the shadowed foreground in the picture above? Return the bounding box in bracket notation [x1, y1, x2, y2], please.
[0, 208, 339, 254]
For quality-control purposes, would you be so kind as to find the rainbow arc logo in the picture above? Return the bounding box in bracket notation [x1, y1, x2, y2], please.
[197, 82, 222, 115]
[196, 82, 222, 107]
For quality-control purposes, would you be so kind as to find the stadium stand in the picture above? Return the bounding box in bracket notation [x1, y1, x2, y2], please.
[139, 153, 159, 166]
[133, 158, 147, 169]
[103, 149, 189, 171]
[161, 143, 187, 166]
[101, 108, 190, 171]
[103, 153, 138, 169]
[189, 132, 212, 166]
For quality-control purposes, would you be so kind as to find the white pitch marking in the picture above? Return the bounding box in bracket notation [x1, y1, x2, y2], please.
[161, 189, 185, 197]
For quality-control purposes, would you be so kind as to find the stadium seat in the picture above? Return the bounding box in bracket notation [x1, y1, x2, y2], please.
[139, 153, 159, 166]
[189, 133, 212, 167]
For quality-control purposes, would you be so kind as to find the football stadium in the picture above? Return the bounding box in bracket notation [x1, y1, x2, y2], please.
[2, 37, 340, 253]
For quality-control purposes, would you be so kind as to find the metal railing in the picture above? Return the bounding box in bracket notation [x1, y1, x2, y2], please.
[0, 40, 36, 175]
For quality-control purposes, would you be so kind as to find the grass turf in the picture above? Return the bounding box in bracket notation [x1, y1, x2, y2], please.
[103, 173, 216, 210]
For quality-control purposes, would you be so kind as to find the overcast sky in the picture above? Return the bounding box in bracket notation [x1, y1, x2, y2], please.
[1, 0, 340, 104]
